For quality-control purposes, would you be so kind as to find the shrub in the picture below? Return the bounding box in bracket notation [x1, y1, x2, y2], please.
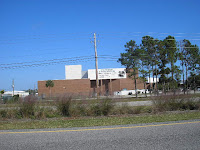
[111, 105, 153, 115]
[57, 96, 72, 116]
[89, 99, 114, 116]
[3, 95, 21, 104]
[132, 106, 143, 114]
[70, 102, 88, 117]
[34, 107, 46, 119]
[152, 95, 200, 112]
[142, 106, 153, 113]
[89, 102, 101, 116]
[44, 108, 60, 118]
[0, 110, 7, 118]
[19, 95, 37, 118]
[13, 95, 20, 102]
[101, 99, 113, 116]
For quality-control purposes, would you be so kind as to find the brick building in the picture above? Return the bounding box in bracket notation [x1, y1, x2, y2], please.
[38, 65, 145, 97]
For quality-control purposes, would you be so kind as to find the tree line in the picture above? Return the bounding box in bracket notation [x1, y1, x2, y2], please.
[118, 35, 200, 96]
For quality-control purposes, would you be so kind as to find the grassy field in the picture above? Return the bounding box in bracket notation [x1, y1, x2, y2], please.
[0, 94, 200, 130]
[0, 111, 200, 130]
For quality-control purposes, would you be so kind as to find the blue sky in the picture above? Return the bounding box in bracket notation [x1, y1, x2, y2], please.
[0, 0, 200, 90]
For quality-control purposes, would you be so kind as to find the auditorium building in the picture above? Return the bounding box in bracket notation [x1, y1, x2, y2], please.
[38, 65, 145, 97]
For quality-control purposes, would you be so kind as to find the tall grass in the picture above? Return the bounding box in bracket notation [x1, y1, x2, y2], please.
[152, 95, 200, 112]
[89, 99, 114, 116]
[111, 104, 152, 115]
[56, 96, 72, 116]
[19, 95, 37, 118]
[0, 94, 200, 120]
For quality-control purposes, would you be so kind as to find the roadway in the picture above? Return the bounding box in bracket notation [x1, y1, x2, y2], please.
[0, 120, 200, 150]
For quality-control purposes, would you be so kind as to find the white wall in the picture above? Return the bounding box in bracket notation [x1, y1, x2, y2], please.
[88, 68, 126, 80]
[65, 65, 82, 79]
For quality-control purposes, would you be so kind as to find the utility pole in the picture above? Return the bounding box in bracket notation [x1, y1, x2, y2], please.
[34, 84, 36, 96]
[180, 41, 185, 95]
[94, 33, 99, 96]
[12, 79, 14, 96]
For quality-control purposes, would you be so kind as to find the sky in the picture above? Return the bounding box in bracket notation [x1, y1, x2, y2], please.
[0, 0, 200, 91]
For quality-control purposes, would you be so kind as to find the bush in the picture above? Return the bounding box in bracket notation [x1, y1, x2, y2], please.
[101, 99, 113, 116]
[19, 95, 37, 118]
[2, 95, 21, 104]
[152, 95, 200, 112]
[57, 96, 72, 116]
[142, 106, 153, 113]
[132, 106, 143, 114]
[44, 108, 60, 118]
[0, 110, 7, 118]
[111, 105, 153, 115]
[89, 99, 114, 116]
[113, 105, 135, 115]
[71, 102, 88, 117]
[13, 95, 20, 102]
[89, 102, 102, 116]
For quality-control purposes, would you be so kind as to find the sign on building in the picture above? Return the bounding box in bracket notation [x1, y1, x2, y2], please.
[88, 68, 126, 80]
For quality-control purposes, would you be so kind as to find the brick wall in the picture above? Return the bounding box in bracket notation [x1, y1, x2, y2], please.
[119, 77, 144, 91]
[38, 79, 91, 97]
[38, 75, 146, 97]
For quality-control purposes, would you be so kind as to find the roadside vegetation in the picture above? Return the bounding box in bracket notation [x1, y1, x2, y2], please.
[0, 94, 200, 122]
[1, 111, 200, 130]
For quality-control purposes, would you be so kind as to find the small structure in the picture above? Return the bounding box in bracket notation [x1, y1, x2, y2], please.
[114, 89, 149, 96]
[3, 91, 29, 98]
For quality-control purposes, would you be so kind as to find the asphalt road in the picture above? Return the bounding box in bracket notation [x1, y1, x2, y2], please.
[0, 120, 200, 150]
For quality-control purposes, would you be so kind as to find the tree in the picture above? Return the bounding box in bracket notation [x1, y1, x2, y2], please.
[118, 40, 140, 97]
[156, 40, 168, 93]
[165, 67, 171, 92]
[164, 36, 178, 93]
[138, 49, 149, 97]
[180, 40, 200, 94]
[174, 66, 182, 90]
[188, 44, 200, 93]
[188, 73, 200, 90]
[141, 36, 157, 93]
[179, 41, 186, 94]
[139, 70, 148, 97]
[45, 80, 54, 98]
[0, 90, 4, 101]
[181, 39, 192, 94]
[164, 35, 178, 81]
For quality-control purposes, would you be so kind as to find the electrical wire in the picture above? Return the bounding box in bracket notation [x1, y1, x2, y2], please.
[0, 57, 95, 70]
[0, 55, 122, 70]
[0, 55, 94, 66]
[1, 32, 200, 44]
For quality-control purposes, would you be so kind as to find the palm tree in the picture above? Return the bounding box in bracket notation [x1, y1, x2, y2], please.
[45, 80, 54, 98]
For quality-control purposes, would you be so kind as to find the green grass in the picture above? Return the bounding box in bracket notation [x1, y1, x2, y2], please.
[0, 111, 200, 130]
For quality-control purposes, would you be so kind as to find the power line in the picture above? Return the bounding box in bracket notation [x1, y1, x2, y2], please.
[0, 32, 93, 41]
[0, 37, 91, 45]
[98, 31, 200, 35]
[0, 56, 122, 70]
[1, 32, 200, 43]
[99, 36, 200, 41]
[0, 55, 94, 66]
[0, 57, 95, 70]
